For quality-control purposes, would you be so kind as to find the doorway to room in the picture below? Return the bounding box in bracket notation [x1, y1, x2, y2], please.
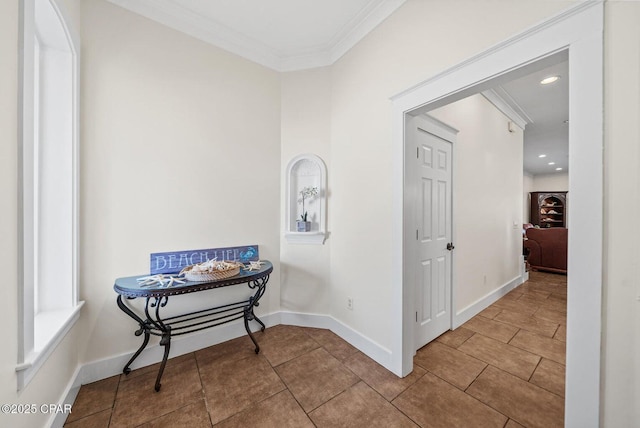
[391, 4, 603, 426]
[406, 50, 569, 353]
[403, 54, 571, 425]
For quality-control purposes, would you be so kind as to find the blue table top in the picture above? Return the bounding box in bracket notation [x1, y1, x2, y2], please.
[114, 261, 273, 298]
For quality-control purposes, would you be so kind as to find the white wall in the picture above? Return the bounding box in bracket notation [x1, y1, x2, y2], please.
[602, 2, 640, 426]
[0, 1, 22, 424]
[429, 95, 524, 313]
[532, 172, 568, 192]
[324, 0, 573, 356]
[78, 0, 281, 363]
[280, 68, 332, 315]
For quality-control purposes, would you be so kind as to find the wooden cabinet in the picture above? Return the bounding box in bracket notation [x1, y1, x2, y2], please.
[530, 192, 567, 228]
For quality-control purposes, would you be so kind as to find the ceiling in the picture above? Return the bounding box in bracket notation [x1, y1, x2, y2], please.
[106, 0, 568, 176]
[489, 60, 569, 176]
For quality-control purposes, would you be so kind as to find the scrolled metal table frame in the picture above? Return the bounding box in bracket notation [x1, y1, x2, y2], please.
[114, 262, 272, 392]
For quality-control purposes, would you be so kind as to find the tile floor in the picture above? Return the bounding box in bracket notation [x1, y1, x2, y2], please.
[66, 271, 566, 427]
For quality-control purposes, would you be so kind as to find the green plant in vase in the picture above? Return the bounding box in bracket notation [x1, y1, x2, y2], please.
[297, 186, 318, 232]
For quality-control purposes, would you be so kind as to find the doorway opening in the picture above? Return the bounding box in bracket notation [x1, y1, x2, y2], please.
[391, 3, 603, 426]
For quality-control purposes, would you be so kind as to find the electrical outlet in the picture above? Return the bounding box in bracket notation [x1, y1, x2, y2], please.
[347, 297, 353, 310]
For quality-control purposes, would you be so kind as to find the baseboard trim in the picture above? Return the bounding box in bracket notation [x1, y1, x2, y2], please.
[49, 365, 82, 428]
[280, 311, 393, 370]
[76, 312, 282, 386]
[453, 274, 525, 328]
[58, 310, 392, 426]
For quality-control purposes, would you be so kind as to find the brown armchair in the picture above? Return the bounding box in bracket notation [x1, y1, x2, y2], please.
[524, 228, 568, 274]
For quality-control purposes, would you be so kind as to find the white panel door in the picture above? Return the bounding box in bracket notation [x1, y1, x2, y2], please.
[410, 115, 454, 349]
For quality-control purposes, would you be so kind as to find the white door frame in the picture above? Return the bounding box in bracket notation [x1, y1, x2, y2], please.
[390, 3, 603, 427]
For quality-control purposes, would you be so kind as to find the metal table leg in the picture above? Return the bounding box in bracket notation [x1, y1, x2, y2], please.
[117, 295, 151, 375]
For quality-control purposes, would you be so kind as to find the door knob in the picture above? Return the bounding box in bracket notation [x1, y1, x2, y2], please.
[446, 242, 455, 251]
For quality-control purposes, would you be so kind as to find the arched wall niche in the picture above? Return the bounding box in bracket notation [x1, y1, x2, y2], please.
[285, 154, 327, 244]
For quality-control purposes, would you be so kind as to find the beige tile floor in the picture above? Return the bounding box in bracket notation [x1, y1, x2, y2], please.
[66, 271, 566, 427]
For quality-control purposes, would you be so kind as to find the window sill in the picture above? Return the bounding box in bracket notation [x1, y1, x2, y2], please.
[16, 301, 85, 391]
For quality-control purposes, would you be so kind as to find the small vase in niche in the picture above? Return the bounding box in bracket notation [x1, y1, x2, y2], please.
[296, 220, 311, 232]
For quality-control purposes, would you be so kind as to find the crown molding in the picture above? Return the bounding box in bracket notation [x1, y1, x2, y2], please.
[106, 0, 406, 72]
[481, 88, 529, 130]
[328, 0, 406, 65]
[106, 0, 282, 69]
[279, 50, 333, 73]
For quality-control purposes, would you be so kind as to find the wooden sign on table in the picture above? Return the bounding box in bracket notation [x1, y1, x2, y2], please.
[150, 245, 259, 275]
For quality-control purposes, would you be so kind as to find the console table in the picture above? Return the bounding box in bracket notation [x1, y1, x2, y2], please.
[114, 261, 272, 391]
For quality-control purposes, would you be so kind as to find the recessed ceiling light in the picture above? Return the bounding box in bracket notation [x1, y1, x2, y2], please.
[538, 154, 547, 158]
[540, 75, 560, 85]
[548, 162, 555, 165]
[556, 167, 563, 171]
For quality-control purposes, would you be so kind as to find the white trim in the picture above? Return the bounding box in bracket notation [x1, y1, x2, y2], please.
[416, 113, 459, 137]
[283, 232, 327, 245]
[565, 26, 603, 428]
[279, 51, 334, 74]
[48, 365, 82, 428]
[481, 89, 529, 130]
[391, 2, 603, 426]
[328, 0, 406, 66]
[280, 311, 393, 369]
[70, 311, 392, 390]
[17, 0, 82, 391]
[17, 0, 35, 370]
[70, 0, 81, 310]
[453, 275, 524, 328]
[105, 0, 406, 72]
[106, 0, 282, 70]
[77, 312, 277, 385]
[16, 302, 84, 391]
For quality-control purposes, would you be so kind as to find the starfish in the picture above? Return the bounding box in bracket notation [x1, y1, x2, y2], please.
[137, 274, 186, 288]
[243, 260, 265, 271]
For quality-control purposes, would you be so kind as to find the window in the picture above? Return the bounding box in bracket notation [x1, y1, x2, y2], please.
[17, 0, 82, 390]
